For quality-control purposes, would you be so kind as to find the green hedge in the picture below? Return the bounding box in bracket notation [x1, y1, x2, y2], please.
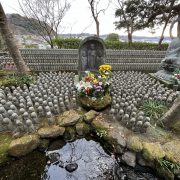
[53, 37, 168, 51]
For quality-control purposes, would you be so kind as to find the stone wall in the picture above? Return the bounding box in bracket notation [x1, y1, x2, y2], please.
[0, 49, 166, 72]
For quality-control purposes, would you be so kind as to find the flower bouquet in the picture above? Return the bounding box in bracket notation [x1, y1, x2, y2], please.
[171, 69, 180, 90]
[76, 64, 112, 110]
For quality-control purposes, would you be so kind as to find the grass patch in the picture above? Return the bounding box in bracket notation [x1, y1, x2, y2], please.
[140, 100, 168, 125]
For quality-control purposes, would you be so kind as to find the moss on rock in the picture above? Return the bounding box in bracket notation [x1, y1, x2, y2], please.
[76, 122, 91, 136]
[127, 136, 143, 152]
[162, 140, 180, 164]
[79, 94, 112, 110]
[64, 127, 76, 141]
[58, 110, 80, 127]
[142, 142, 165, 161]
[8, 134, 40, 157]
[0, 133, 13, 164]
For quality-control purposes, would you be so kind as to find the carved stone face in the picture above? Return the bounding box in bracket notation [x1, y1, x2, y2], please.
[90, 44, 95, 50]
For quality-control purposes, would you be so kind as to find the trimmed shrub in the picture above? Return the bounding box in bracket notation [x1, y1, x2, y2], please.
[53, 37, 168, 51]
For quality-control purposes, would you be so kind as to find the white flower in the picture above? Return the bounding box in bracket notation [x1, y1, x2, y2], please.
[92, 97, 97, 101]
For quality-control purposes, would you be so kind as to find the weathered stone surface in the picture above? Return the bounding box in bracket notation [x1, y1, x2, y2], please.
[38, 126, 65, 138]
[142, 142, 165, 161]
[76, 122, 90, 136]
[58, 110, 80, 127]
[126, 136, 143, 152]
[122, 151, 136, 167]
[64, 127, 76, 142]
[8, 134, 39, 157]
[84, 110, 99, 123]
[79, 94, 112, 110]
[159, 96, 180, 133]
[162, 140, 180, 164]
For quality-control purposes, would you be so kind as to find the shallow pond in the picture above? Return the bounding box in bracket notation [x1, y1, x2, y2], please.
[0, 138, 160, 180]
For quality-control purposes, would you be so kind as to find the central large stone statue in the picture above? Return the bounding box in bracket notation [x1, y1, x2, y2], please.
[78, 36, 105, 77]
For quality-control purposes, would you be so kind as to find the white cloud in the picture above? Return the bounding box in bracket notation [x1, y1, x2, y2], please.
[1, 0, 177, 37]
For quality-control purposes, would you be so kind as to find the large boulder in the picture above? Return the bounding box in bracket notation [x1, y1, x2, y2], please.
[8, 134, 40, 157]
[38, 126, 65, 138]
[58, 110, 81, 127]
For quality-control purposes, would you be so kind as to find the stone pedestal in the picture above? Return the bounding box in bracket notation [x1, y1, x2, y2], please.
[79, 94, 111, 110]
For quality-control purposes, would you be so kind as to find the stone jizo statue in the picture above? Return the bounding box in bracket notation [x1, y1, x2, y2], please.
[78, 36, 106, 78]
[154, 17, 180, 81]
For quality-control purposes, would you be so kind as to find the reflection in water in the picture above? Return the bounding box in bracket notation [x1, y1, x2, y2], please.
[0, 138, 160, 180]
[42, 138, 115, 180]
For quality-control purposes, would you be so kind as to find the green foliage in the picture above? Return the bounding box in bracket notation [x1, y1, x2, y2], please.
[115, 0, 147, 33]
[157, 158, 180, 173]
[0, 74, 34, 87]
[141, 100, 168, 123]
[105, 33, 120, 42]
[24, 44, 38, 48]
[105, 41, 168, 50]
[96, 129, 107, 138]
[53, 37, 81, 49]
[53, 37, 168, 50]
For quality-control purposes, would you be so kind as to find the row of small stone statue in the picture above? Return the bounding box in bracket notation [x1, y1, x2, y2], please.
[109, 71, 179, 132]
[0, 72, 77, 136]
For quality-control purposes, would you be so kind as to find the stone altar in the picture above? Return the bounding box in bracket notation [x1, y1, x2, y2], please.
[78, 36, 106, 78]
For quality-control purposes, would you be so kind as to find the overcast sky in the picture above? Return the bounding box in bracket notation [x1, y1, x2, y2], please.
[0, 0, 177, 37]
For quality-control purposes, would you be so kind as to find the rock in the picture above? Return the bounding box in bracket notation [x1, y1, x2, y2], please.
[8, 134, 40, 157]
[126, 136, 143, 153]
[47, 152, 60, 164]
[84, 110, 99, 123]
[38, 126, 65, 138]
[142, 142, 165, 161]
[65, 163, 78, 172]
[122, 151, 136, 167]
[79, 94, 112, 110]
[38, 139, 50, 151]
[64, 127, 76, 142]
[162, 140, 180, 164]
[76, 122, 90, 136]
[48, 139, 65, 151]
[159, 96, 180, 133]
[106, 129, 126, 148]
[58, 110, 80, 127]
[156, 165, 174, 180]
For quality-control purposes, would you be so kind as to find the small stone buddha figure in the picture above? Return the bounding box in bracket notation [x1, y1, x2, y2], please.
[154, 37, 180, 81]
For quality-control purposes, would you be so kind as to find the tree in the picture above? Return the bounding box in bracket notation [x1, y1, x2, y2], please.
[106, 33, 119, 41]
[18, 0, 71, 48]
[114, 0, 147, 46]
[88, 0, 110, 37]
[142, 0, 180, 46]
[0, 3, 29, 74]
